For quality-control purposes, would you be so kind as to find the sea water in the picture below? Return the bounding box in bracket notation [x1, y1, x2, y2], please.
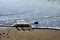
[0, 0, 60, 28]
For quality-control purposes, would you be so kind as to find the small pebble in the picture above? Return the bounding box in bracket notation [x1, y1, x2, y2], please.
[0, 33, 1, 35]
[3, 33, 5, 34]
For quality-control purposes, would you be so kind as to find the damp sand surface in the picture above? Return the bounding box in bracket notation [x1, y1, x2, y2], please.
[0, 27, 60, 40]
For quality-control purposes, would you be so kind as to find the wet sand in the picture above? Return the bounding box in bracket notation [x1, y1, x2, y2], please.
[0, 27, 60, 40]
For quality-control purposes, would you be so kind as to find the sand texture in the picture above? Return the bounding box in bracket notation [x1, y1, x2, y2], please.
[0, 27, 60, 40]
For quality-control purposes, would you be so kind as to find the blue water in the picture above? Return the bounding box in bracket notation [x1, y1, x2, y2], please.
[0, 0, 60, 27]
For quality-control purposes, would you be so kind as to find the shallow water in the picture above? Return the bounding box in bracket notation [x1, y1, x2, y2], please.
[0, 0, 60, 27]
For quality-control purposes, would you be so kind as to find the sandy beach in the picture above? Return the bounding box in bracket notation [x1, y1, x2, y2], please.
[0, 27, 60, 40]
